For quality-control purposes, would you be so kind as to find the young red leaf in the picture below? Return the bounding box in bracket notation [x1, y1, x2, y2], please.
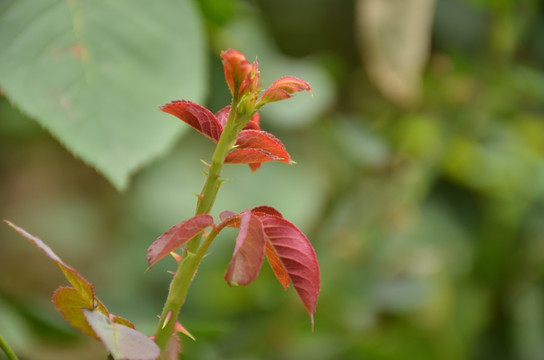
[260, 215, 320, 325]
[216, 105, 261, 130]
[265, 240, 290, 290]
[147, 214, 214, 268]
[83, 309, 160, 360]
[235, 130, 292, 164]
[217, 211, 242, 231]
[5, 220, 95, 305]
[244, 112, 261, 131]
[221, 49, 253, 96]
[215, 106, 231, 128]
[224, 210, 266, 286]
[260, 76, 312, 105]
[224, 148, 281, 168]
[160, 100, 223, 142]
[251, 205, 284, 218]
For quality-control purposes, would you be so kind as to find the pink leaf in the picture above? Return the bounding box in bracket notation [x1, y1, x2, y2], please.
[147, 214, 214, 268]
[235, 130, 292, 164]
[160, 100, 223, 142]
[260, 76, 312, 104]
[224, 210, 266, 286]
[260, 215, 320, 325]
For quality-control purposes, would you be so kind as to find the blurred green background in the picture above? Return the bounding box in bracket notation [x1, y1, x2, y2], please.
[2, 0, 544, 359]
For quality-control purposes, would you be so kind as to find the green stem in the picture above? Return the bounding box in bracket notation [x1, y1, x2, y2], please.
[153, 228, 221, 351]
[153, 98, 243, 354]
[0, 334, 19, 360]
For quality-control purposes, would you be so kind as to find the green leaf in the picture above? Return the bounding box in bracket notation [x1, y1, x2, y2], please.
[0, 0, 207, 190]
[83, 309, 160, 360]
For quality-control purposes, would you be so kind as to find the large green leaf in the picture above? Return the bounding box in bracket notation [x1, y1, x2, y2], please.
[0, 0, 207, 190]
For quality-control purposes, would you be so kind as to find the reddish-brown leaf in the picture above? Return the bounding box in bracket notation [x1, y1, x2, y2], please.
[160, 100, 223, 142]
[260, 215, 320, 326]
[235, 130, 292, 164]
[147, 214, 214, 268]
[260, 76, 312, 104]
[224, 210, 266, 286]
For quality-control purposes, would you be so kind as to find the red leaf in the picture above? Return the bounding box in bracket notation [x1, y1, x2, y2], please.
[244, 112, 261, 131]
[235, 130, 292, 164]
[160, 100, 223, 142]
[219, 210, 238, 223]
[216, 106, 260, 130]
[215, 106, 231, 128]
[265, 241, 290, 290]
[249, 162, 262, 172]
[251, 205, 284, 218]
[221, 49, 253, 96]
[224, 148, 281, 166]
[260, 76, 312, 104]
[147, 214, 214, 268]
[260, 215, 320, 325]
[224, 210, 266, 286]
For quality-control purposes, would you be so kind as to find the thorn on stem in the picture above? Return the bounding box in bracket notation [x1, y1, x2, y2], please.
[170, 251, 182, 263]
[162, 310, 173, 329]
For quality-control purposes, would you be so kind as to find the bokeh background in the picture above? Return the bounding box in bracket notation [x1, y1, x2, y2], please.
[2, 0, 544, 359]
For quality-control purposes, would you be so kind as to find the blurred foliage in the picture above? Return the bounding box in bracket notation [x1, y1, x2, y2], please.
[2, 0, 544, 359]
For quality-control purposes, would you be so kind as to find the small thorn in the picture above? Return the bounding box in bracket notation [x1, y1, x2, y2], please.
[170, 251, 182, 263]
[200, 159, 211, 168]
[167, 270, 177, 276]
[174, 321, 196, 341]
[162, 310, 173, 329]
